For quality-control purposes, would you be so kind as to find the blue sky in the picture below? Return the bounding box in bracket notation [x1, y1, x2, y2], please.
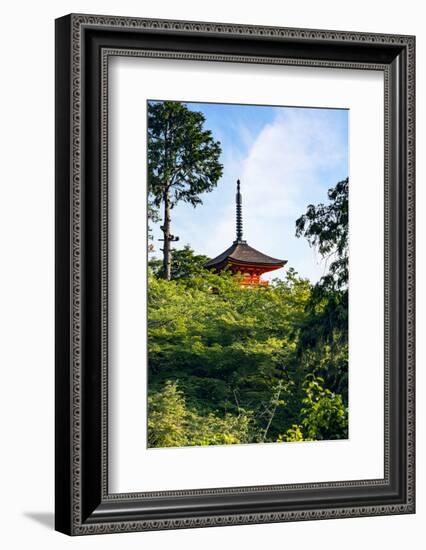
[149, 101, 349, 283]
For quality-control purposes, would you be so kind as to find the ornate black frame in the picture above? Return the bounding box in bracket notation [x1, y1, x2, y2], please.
[55, 14, 415, 535]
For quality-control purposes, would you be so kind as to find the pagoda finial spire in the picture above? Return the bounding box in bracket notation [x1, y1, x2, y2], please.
[236, 179, 244, 242]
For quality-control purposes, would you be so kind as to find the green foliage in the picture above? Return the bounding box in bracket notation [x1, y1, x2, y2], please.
[296, 177, 348, 290]
[295, 178, 349, 406]
[278, 424, 304, 442]
[147, 199, 160, 252]
[149, 245, 210, 280]
[147, 268, 344, 445]
[147, 178, 349, 448]
[148, 380, 188, 448]
[147, 101, 223, 279]
[148, 101, 223, 208]
[300, 375, 348, 440]
[148, 381, 251, 447]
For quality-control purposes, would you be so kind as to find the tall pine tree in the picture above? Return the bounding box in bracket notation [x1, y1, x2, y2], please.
[147, 101, 223, 279]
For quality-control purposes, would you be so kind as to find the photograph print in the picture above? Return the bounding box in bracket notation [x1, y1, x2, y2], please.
[147, 99, 349, 449]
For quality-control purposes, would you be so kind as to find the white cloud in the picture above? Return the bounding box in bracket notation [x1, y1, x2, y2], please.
[203, 108, 348, 282]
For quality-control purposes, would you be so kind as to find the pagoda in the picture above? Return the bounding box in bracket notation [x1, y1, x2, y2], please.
[204, 180, 286, 286]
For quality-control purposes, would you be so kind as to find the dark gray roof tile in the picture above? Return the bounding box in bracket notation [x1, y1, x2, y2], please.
[204, 241, 286, 268]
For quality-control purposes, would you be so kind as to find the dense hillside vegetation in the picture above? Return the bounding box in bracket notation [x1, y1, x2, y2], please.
[147, 179, 349, 447]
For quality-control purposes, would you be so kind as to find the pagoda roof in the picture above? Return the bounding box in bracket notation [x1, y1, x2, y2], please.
[204, 240, 286, 269]
[203, 179, 287, 274]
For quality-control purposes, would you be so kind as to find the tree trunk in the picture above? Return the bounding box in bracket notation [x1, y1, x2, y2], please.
[162, 189, 172, 280]
[262, 383, 282, 442]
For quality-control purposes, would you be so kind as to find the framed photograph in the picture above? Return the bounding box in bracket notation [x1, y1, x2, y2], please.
[55, 14, 415, 535]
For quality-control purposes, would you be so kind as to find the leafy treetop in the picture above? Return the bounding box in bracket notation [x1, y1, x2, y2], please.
[296, 177, 348, 290]
[148, 101, 223, 208]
